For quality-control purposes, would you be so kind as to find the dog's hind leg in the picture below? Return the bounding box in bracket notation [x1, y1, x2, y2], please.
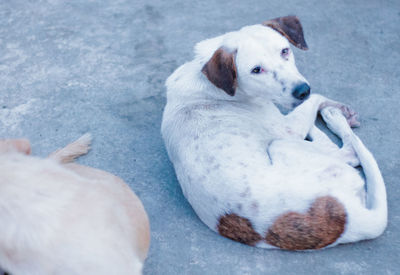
[48, 134, 92, 164]
[308, 125, 360, 166]
[321, 107, 387, 242]
[308, 125, 339, 150]
[320, 108, 360, 166]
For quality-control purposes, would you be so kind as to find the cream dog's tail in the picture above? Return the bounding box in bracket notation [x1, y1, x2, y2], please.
[48, 133, 92, 163]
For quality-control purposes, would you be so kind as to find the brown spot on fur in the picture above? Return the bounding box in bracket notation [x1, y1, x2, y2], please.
[202, 47, 237, 96]
[266, 196, 346, 250]
[262, 15, 308, 50]
[218, 213, 262, 245]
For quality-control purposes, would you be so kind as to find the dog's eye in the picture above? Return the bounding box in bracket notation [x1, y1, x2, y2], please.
[251, 66, 262, 74]
[281, 48, 290, 58]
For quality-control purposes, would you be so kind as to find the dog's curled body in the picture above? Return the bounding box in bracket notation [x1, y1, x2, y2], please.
[0, 136, 150, 274]
[162, 17, 387, 250]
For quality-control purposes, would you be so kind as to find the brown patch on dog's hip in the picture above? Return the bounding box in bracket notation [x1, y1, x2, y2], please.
[218, 213, 262, 246]
[266, 196, 346, 250]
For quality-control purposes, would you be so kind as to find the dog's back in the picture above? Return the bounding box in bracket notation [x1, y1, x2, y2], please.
[0, 136, 150, 275]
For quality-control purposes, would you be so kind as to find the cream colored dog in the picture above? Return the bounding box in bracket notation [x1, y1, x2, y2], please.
[0, 135, 150, 274]
[162, 16, 387, 250]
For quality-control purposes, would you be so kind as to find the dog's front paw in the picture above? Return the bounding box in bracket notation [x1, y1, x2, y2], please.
[338, 104, 360, 128]
[321, 106, 353, 135]
[321, 103, 360, 128]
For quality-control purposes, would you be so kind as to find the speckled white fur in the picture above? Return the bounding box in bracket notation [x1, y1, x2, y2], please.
[161, 24, 387, 248]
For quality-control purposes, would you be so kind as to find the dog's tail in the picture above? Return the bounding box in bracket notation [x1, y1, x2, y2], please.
[320, 107, 387, 243]
[48, 133, 92, 164]
[338, 133, 388, 244]
[352, 134, 387, 229]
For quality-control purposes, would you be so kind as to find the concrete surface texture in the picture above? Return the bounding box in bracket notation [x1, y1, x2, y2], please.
[0, 0, 399, 274]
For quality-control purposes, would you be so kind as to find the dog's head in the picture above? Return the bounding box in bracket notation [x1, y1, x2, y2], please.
[200, 16, 310, 109]
[0, 139, 31, 155]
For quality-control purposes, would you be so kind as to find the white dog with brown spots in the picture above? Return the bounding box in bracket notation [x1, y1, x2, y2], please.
[161, 16, 387, 250]
[0, 135, 150, 274]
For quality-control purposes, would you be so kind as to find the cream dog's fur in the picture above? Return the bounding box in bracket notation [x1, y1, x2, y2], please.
[161, 16, 387, 250]
[0, 135, 150, 274]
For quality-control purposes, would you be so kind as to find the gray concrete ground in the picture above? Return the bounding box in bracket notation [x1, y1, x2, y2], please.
[0, 0, 399, 274]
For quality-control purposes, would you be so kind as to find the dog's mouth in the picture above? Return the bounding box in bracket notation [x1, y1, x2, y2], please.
[292, 99, 306, 109]
[273, 93, 311, 113]
[274, 99, 303, 114]
[291, 90, 311, 108]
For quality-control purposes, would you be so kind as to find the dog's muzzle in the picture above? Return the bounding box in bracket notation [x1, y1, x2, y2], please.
[292, 83, 311, 100]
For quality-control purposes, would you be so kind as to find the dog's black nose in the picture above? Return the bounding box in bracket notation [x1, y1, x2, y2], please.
[292, 83, 311, 100]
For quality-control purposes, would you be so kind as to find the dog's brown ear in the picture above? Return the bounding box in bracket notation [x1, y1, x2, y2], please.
[262, 15, 308, 50]
[202, 47, 237, 96]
